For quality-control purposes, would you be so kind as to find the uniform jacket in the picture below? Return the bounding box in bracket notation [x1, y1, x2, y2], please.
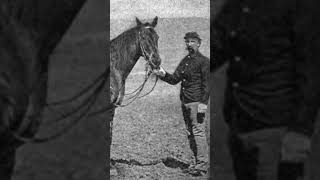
[161, 51, 210, 104]
[212, 0, 320, 135]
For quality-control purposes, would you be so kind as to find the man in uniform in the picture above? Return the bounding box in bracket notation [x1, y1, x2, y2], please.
[154, 32, 210, 176]
[212, 0, 320, 179]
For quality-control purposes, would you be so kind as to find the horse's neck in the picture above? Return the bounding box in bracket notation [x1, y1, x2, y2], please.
[111, 38, 141, 82]
[110, 35, 141, 105]
[121, 54, 140, 82]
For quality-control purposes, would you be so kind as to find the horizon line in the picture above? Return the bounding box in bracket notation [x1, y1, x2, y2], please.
[110, 16, 210, 20]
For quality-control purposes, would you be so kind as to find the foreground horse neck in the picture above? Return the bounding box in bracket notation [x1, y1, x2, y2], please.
[112, 34, 142, 81]
[110, 30, 143, 105]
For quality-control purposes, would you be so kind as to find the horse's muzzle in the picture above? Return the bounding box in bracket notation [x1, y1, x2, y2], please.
[150, 56, 161, 70]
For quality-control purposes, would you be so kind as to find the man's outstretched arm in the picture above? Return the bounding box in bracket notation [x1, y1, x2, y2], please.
[154, 62, 184, 85]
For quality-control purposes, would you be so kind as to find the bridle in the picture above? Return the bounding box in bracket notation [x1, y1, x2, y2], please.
[138, 26, 159, 69]
[113, 27, 160, 107]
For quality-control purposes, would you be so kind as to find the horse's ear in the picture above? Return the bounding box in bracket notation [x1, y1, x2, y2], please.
[151, 16, 158, 27]
[136, 17, 142, 26]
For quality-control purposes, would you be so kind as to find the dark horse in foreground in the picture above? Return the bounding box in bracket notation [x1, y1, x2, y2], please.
[110, 16, 161, 106]
[110, 16, 161, 135]
[0, 1, 87, 179]
[109, 17, 161, 163]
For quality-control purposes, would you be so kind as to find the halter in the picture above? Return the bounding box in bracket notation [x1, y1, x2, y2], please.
[137, 28, 159, 69]
[113, 27, 159, 108]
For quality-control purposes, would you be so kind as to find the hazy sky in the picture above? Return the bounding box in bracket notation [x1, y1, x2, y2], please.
[110, 0, 210, 20]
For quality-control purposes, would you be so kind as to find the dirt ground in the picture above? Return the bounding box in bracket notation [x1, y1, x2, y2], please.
[111, 71, 209, 180]
[110, 17, 212, 180]
[109, 66, 238, 180]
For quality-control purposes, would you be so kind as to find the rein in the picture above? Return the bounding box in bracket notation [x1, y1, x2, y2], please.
[114, 29, 159, 108]
[115, 65, 158, 108]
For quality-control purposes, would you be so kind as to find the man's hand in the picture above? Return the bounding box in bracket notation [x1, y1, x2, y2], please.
[198, 103, 207, 113]
[281, 131, 311, 162]
[153, 66, 166, 77]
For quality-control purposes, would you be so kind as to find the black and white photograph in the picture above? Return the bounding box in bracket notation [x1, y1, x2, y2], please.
[3, 0, 320, 179]
[212, 0, 320, 180]
[0, 0, 106, 180]
[110, 0, 210, 179]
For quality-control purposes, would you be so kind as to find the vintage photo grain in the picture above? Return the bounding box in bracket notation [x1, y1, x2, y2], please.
[110, 0, 210, 179]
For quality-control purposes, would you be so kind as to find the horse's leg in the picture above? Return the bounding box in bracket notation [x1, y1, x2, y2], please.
[109, 107, 117, 176]
[112, 76, 124, 105]
[109, 107, 115, 146]
[110, 70, 123, 105]
[117, 81, 125, 105]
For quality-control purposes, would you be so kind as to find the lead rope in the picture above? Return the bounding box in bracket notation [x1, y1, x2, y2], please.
[114, 65, 152, 107]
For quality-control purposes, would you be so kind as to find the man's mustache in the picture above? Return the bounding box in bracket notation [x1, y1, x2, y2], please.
[186, 46, 195, 53]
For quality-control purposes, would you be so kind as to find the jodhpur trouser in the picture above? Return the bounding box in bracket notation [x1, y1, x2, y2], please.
[182, 102, 209, 171]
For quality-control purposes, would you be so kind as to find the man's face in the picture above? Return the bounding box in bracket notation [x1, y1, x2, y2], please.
[185, 38, 200, 54]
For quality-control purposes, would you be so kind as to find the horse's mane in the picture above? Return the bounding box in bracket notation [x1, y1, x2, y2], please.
[111, 25, 141, 69]
[111, 25, 139, 43]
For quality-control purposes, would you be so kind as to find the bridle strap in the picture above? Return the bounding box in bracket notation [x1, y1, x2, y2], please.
[138, 31, 158, 68]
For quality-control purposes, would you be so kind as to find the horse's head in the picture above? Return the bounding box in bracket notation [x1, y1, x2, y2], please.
[136, 16, 161, 70]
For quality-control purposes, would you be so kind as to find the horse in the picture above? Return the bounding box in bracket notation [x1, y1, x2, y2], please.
[110, 16, 161, 106]
[109, 17, 161, 163]
[0, 1, 87, 179]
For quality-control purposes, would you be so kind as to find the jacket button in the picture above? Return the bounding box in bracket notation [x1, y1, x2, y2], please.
[186, 64, 189, 66]
[181, 71, 184, 73]
[242, 6, 250, 13]
[230, 30, 237, 37]
[234, 56, 241, 62]
[232, 82, 239, 88]
[183, 79, 186, 82]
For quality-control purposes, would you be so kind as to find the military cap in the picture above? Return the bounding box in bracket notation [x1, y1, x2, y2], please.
[184, 32, 202, 41]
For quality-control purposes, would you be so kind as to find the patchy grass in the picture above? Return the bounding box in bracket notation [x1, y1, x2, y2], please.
[110, 17, 212, 179]
[111, 67, 208, 179]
